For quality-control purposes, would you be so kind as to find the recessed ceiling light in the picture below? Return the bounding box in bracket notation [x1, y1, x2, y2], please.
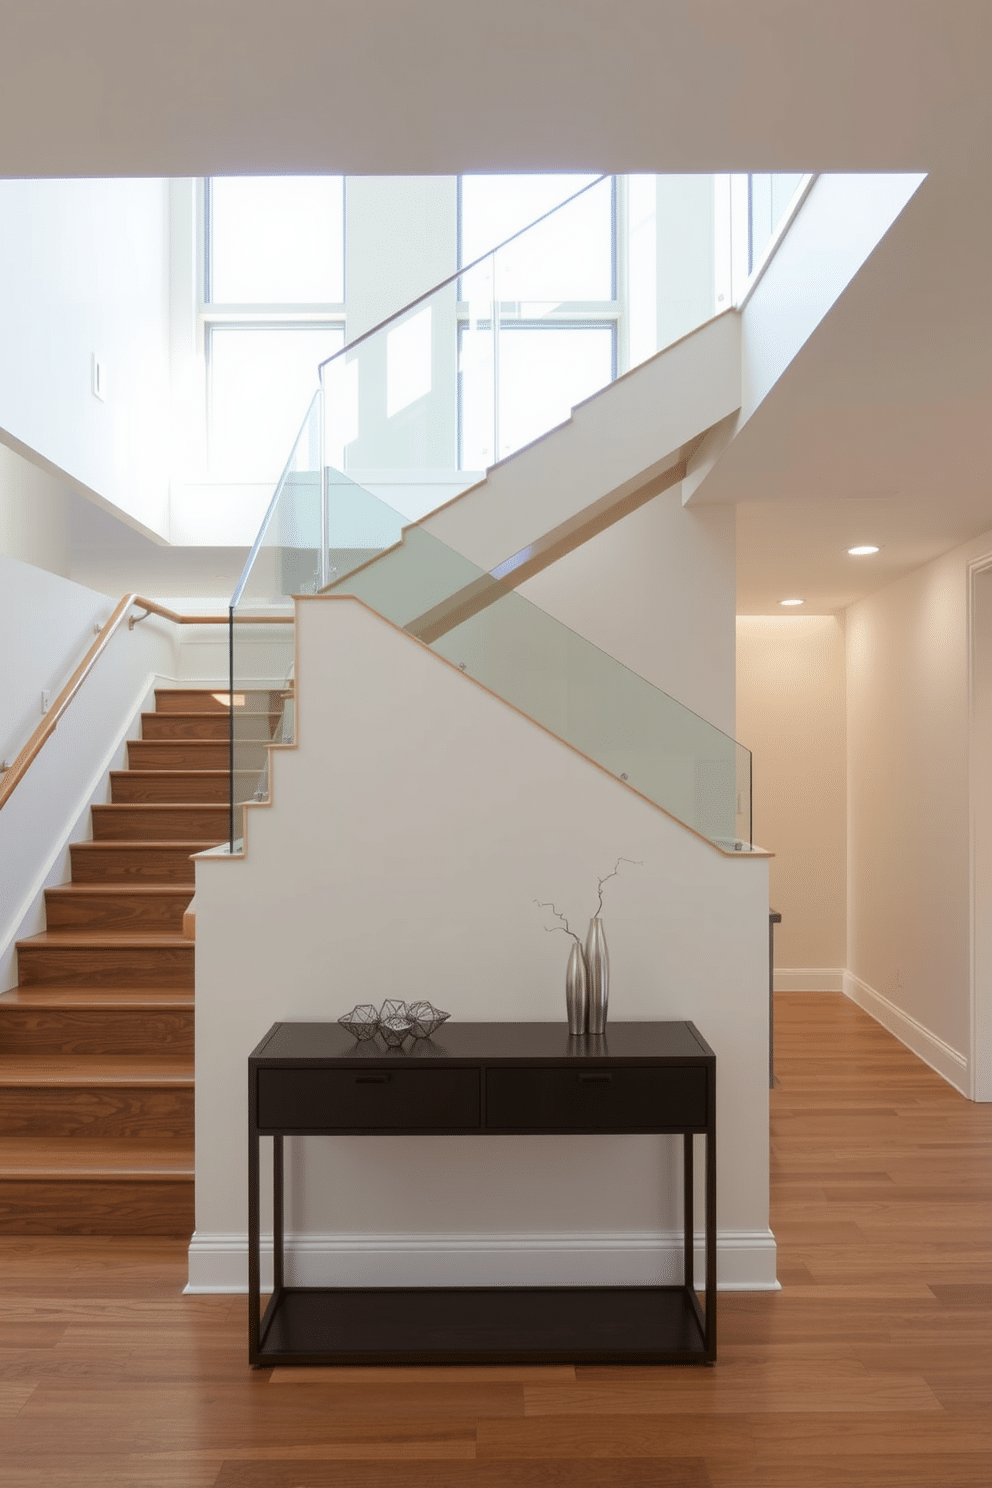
[847, 544, 880, 556]
[779, 598, 803, 606]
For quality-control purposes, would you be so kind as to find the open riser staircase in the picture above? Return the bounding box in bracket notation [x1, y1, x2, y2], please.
[0, 687, 273, 1236]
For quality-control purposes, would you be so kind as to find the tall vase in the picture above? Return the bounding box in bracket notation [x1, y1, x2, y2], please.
[565, 941, 589, 1035]
[585, 917, 610, 1035]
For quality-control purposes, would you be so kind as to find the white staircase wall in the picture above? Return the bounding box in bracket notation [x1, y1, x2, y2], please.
[0, 561, 179, 990]
[426, 310, 741, 570]
[0, 178, 171, 540]
[684, 172, 926, 503]
[190, 595, 774, 1292]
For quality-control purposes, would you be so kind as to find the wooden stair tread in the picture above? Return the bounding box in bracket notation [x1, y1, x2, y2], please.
[94, 803, 227, 811]
[70, 839, 218, 850]
[0, 1055, 193, 1084]
[0, 986, 194, 1009]
[45, 886, 193, 898]
[16, 931, 192, 949]
[143, 711, 278, 722]
[0, 1138, 193, 1179]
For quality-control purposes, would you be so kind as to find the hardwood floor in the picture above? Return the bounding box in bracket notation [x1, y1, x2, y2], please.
[0, 992, 989, 1485]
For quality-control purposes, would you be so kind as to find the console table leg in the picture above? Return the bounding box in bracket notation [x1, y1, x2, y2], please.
[273, 1135, 285, 1295]
[705, 1128, 717, 1360]
[248, 1129, 260, 1365]
[682, 1131, 694, 1291]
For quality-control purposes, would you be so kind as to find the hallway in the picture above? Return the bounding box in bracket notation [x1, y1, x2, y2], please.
[0, 993, 989, 1485]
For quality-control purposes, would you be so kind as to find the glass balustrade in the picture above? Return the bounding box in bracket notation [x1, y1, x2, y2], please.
[327, 492, 753, 850]
[228, 395, 320, 847]
[226, 171, 811, 847]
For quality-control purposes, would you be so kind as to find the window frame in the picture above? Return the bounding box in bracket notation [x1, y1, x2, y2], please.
[455, 174, 624, 469]
[200, 176, 348, 477]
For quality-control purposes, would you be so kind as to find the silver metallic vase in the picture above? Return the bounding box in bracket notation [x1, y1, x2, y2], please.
[585, 917, 610, 1034]
[565, 941, 589, 1035]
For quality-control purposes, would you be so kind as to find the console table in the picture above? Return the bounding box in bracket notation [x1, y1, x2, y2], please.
[248, 1020, 716, 1366]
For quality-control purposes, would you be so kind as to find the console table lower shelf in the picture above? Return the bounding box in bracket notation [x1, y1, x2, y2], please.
[255, 1283, 710, 1366]
[249, 1020, 717, 1366]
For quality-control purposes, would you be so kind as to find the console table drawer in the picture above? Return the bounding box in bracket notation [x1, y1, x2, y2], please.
[485, 1065, 708, 1131]
[257, 1067, 481, 1130]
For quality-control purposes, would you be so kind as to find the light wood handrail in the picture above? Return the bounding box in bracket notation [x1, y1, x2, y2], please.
[0, 594, 292, 813]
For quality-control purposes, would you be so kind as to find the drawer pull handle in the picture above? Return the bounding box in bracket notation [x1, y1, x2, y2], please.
[355, 1074, 391, 1085]
[578, 1072, 612, 1084]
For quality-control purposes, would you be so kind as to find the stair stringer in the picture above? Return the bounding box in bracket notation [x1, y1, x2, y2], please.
[190, 594, 776, 1292]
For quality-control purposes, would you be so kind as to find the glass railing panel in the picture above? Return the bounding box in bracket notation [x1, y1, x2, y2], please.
[431, 586, 745, 847]
[229, 166, 814, 846]
[325, 498, 751, 849]
[324, 276, 468, 524]
[315, 170, 808, 502]
[626, 175, 734, 370]
[457, 255, 497, 470]
[229, 395, 322, 847]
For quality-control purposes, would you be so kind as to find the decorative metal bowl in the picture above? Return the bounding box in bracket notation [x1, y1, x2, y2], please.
[378, 1014, 415, 1048]
[406, 1001, 450, 1039]
[337, 1005, 381, 1041]
[379, 999, 408, 1023]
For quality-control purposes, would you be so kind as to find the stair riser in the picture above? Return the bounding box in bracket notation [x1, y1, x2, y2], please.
[17, 946, 194, 988]
[91, 805, 229, 841]
[142, 715, 232, 740]
[69, 845, 200, 885]
[45, 892, 191, 932]
[155, 688, 281, 716]
[111, 773, 231, 804]
[0, 1179, 194, 1235]
[128, 741, 230, 770]
[142, 715, 280, 742]
[155, 689, 232, 714]
[0, 1009, 193, 1056]
[0, 1087, 193, 1139]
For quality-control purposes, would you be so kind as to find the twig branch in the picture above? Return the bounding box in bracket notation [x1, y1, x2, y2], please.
[534, 899, 581, 945]
[594, 857, 643, 916]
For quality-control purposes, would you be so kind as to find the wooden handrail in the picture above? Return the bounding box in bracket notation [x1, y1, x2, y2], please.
[0, 594, 292, 813]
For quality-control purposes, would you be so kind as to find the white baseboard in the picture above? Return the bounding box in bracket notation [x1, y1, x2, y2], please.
[186, 1228, 780, 1294]
[843, 971, 968, 1094]
[774, 968, 845, 992]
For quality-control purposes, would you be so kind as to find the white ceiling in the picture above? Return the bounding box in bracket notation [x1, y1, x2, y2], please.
[2, 0, 989, 614]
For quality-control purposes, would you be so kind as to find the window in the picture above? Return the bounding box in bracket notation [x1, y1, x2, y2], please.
[457, 174, 618, 468]
[203, 176, 345, 480]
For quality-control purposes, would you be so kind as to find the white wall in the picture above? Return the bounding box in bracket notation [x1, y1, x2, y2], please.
[846, 525, 992, 1093]
[0, 555, 114, 769]
[0, 560, 181, 990]
[190, 596, 774, 1292]
[0, 178, 171, 540]
[736, 615, 847, 981]
[0, 441, 73, 577]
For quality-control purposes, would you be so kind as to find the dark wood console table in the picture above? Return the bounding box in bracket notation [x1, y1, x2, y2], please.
[248, 1020, 716, 1366]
